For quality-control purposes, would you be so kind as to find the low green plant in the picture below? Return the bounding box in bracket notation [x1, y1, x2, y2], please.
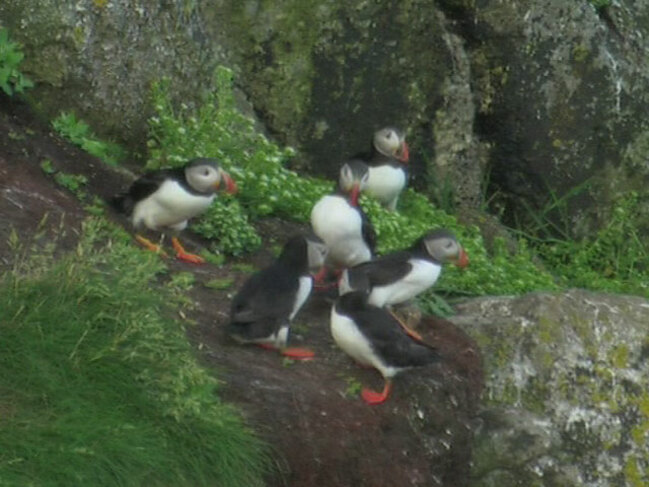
[41, 159, 89, 199]
[54, 171, 88, 199]
[205, 277, 235, 290]
[0, 217, 270, 486]
[146, 66, 560, 296]
[52, 111, 126, 166]
[537, 192, 648, 296]
[0, 27, 33, 96]
[589, 0, 612, 11]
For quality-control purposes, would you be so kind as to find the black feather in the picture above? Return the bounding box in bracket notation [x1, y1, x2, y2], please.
[335, 292, 439, 368]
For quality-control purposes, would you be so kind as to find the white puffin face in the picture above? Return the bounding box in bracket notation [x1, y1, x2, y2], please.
[306, 239, 328, 272]
[424, 233, 468, 267]
[185, 162, 223, 194]
[339, 162, 370, 193]
[373, 127, 404, 158]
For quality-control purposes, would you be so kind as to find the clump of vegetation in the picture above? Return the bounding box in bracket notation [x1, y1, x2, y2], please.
[146, 66, 558, 295]
[40, 158, 89, 199]
[0, 27, 33, 96]
[52, 111, 126, 166]
[538, 192, 648, 297]
[0, 217, 270, 486]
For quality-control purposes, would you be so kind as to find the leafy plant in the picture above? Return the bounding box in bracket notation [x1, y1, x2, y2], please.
[54, 172, 88, 199]
[0, 27, 33, 96]
[52, 111, 126, 166]
[537, 192, 648, 296]
[146, 66, 560, 295]
[589, 0, 612, 11]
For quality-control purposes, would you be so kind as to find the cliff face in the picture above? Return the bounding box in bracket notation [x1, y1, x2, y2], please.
[3, 1, 648, 234]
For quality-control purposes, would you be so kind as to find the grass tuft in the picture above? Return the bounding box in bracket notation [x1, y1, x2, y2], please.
[0, 217, 270, 486]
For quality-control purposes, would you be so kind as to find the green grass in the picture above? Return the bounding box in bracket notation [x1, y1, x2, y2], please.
[0, 218, 270, 486]
[0, 27, 33, 96]
[52, 112, 126, 167]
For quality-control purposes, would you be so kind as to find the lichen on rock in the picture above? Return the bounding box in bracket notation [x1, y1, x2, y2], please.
[452, 290, 649, 486]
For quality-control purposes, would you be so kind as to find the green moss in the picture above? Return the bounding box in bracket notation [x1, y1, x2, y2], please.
[537, 316, 560, 344]
[624, 457, 647, 487]
[608, 344, 629, 369]
[572, 43, 590, 63]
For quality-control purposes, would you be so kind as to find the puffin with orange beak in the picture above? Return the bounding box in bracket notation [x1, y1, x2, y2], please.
[339, 229, 469, 307]
[331, 290, 440, 405]
[112, 157, 237, 263]
[310, 160, 376, 281]
[360, 127, 409, 211]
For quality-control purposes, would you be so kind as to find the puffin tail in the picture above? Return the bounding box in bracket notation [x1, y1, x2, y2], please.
[109, 193, 134, 215]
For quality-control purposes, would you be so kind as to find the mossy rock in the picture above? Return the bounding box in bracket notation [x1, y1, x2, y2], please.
[452, 289, 649, 486]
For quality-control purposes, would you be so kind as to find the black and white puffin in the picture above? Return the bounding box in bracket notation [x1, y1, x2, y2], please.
[330, 290, 440, 405]
[339, 229, 469, 307]
[310, 160, 376, 278]
[112, 158, 237, 264]
[227, 233, 328, 359]
[358, 127, 409, 211]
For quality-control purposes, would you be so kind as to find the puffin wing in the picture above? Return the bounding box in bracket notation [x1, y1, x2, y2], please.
[112, 168, 181, 215]
[355, 252, 413, 287]
[359, 207, 377, 254]
[230, 265, 299, 324]
[358, 307, 440, 368]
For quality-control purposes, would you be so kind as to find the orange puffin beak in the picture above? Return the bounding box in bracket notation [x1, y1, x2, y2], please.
[350, 183, 361, 206]
[219, 171, 238, 194]
[454, 248, 469, 268]
[398, 141, 409, 163]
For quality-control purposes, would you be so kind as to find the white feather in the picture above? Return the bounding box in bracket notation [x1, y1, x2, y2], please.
[366, 165, 406, 210]
[132, 180, 215, 231]
[311, 195, 371, 268]
[368, 258, 441, 307]
[330, 305, 399, 379]
[290, 276, 313, 320]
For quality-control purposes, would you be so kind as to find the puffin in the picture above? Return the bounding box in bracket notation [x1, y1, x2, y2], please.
[330, 290, 440, 405]
[112, 158, 237, 264]
[339, 228, 469, 307]
[310, 159, 376, 281]
[358, 127, 409, 211]
[227, 233, 328, 359]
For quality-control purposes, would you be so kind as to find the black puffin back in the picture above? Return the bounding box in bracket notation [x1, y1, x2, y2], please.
[230, 236, 308, 324]
[337, 291, 440, 369]
[276, 235, 309, 275]
[110, 167, 185, 215]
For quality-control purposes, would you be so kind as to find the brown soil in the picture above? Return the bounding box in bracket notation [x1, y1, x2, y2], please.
[0, 93, 484, 487]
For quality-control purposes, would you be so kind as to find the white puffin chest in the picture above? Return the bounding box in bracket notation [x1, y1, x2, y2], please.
[368, 258, 441, 307]
[289, 276, 313, 321]
[133, 180, 215, 231]
[330, 306, 399, 379]
[310, 195, 371, 267]
[366, 165, 406, 204]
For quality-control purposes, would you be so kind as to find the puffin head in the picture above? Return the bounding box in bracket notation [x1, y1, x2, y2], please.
[339, 159, 370, 206]
[305, 232, 328, 273]
[185, 158, 238, 195]
[422, 229, 469, 268]
[373, 127, 409, 163]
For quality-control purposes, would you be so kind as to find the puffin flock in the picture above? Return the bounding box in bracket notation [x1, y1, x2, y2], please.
[113, 127, 469, 405]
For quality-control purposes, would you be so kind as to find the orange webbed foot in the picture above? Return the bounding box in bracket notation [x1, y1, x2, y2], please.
[172, 237, 205, 264]
[135, 235, 169, 258]
[361, 381, 392, 405]
[389, 309, 424, 342]
[281, 347, 315, 360]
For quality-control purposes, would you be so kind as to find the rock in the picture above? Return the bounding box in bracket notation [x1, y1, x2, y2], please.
[458, 0, 649, 235]
[450, 289, 649, 486]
